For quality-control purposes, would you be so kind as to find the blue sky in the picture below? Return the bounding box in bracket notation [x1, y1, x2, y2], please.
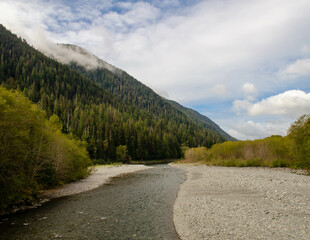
[1, 0, 310, 139]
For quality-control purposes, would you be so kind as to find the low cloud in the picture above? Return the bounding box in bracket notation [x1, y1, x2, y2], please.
[1, 0, 310, 140]
[227, 120, 288, 140]
[278, 58, 310, 79]
[233, 90, 310, 118]
[2, 0, 310, 104]
[152, 86, 170, 98]
[0, 1, 120, 71]
[50, 44, 119, 72]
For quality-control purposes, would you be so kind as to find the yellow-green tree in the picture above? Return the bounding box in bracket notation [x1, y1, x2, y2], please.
[288, 114, 310, 169]
[0, 87, 91, 210]
[116, 145, 131, 163]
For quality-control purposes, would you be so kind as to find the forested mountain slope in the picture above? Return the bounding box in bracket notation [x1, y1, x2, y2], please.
[167, 100, 236, 141]
[59, 44, 234, 142]
[0, 24, 226, 162]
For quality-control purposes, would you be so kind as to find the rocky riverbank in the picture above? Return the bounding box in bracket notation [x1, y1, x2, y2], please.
[42, 164, 151, 199]
[172, 164, 310, 240]
[1, 164, 151, 215]
[0, 165, 183, 240]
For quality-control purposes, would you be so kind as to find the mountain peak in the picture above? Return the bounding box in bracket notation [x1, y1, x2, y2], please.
[48, 43, 122, 74]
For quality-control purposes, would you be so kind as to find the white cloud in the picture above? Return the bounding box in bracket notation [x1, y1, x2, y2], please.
[278, 58, 310, 79]
[233, 90, 310, 118]
[233, 99, 252, 115]
[212, 84, 227, 96]
[104, 2, 160, 32]
[301, 44, 310, 55]
[227, 120, 288, 140]
[152, 86, 169, 98]
[103, 0, 310, 104]
[1, 0, 310, 140]
[156, 0, 180, 8]
[242, 83, 257, 96]
[3, 0, 309, 104]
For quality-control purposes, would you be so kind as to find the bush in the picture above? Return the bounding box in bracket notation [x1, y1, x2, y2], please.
[183, 118, 310, 170]
[116, 145, 131, 163]
[183, 136, 294, 168]
[184, 147, 209, 162]
[0, 87, 91, 211]
[288, 114, 310, 169]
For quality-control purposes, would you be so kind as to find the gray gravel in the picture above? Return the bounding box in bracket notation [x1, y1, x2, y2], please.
[172, 164, 310, 240]
[43, 164, 151, 199]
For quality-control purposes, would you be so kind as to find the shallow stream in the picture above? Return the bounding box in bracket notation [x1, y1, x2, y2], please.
[0, 164, 185, 240]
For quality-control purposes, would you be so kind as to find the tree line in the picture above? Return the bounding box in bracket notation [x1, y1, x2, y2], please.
[183, 114, 310, 169]
[0, 24, 226, 163]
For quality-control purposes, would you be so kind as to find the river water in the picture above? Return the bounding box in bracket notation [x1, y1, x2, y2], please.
[0, 164, 185, 240]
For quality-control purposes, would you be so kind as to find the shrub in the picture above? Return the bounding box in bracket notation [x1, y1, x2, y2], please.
[184, 147, 209, 162]
[288, 114, 310, 169]
[183, 136, 293, 168]
[116, 145, 131, 163]
[0, 87, 91, 211]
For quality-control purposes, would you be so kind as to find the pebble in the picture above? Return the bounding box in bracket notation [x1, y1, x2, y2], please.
[172, 164, 310, 240]
[42, 165, 151, 199]
[53, 233, 62, 238]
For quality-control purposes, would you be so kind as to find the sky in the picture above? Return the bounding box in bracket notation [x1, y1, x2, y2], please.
[1, 0, 310, 140]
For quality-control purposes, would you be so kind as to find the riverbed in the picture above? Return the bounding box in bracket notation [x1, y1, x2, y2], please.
[172, 164, 310, 240]
[0, 165, 185, 240]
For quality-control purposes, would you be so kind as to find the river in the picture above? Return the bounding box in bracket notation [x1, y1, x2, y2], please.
[0, 164, 185, 240]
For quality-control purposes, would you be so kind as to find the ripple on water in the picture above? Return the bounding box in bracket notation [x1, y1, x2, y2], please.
[0, 164, 185, 240]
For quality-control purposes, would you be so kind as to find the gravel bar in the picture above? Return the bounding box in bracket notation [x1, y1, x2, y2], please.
[42, 164, 151, 199]
[172, 164, 310, 240]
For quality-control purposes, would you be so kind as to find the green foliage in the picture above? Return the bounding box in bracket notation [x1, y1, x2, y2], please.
[0, 87, 91, 210]
[0, 24, 227, 163]
[184, 147, 209, 162]
[183, 117, 310, 170]
[69, 62, 227, 159]
[166, 99, 236, 142]
[288, 114, 310, 169]
[183, 136, 294, 168]
[208, 135, 293, 167]
[116, 145, 131, 163]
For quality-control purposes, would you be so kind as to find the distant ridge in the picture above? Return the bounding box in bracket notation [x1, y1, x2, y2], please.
[59, 44, 235, 142]
[166, 99, 237, 141]
[0, 24, 228, 162]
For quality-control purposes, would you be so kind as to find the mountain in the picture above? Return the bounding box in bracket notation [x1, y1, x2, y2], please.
[52, 44, 122, 74]
[56, 44, 235, 142]
[0, 24, 228, 162]
[166, 100, 236, 141]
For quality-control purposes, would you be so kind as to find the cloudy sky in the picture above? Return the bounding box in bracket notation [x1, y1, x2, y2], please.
[1, 0, 310, 140]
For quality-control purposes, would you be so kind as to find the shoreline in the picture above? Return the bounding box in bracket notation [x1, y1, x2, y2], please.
[42, 164, 152, 199]
[171, 164, 310, 240]
[3, 164, 151, 215]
